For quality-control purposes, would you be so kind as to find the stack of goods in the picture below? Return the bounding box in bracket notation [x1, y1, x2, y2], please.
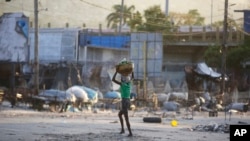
[116, 60, 133, 76]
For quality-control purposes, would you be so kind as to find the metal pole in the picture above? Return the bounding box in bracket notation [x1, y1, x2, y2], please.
[211, 0, 213, 26]
[119, 0, 124, 33]
[34, 0, 39, 94]
[222, 0, 228, 120]
[143, 41, 147, 100]
[165, 0, 169, 16]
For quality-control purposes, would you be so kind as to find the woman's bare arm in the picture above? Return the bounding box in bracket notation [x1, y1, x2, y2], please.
[112, 71, 121, 85]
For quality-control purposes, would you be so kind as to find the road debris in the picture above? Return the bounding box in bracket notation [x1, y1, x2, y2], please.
[192, 122, 230, 133]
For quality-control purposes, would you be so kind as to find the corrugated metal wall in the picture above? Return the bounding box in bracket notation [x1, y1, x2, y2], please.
[29, 28, 79, 63]
[130, 33, 163, 79]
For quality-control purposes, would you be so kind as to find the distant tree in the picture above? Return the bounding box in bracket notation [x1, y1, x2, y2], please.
[212, 18, 238, 29]
[211, 21, 223, 27]
[227, 46, 250, 70]
[169, 9, 205, 26]
[127, 11, 143, 31]
[106, 4, 135, 30]
[204, 44, 250, 74]
[185, 9, 204, 25]
[204, 45, 222, 68]
[167, 12, 185, 26]
[137, 5, 172, 32]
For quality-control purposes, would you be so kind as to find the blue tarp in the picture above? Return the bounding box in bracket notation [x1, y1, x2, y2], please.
[244, 10, 250, 33]
[194, 62, 221, 78]
[80, 86, 98, 100]
[104, 91, 121, 99]
[38, 89, 68, 102]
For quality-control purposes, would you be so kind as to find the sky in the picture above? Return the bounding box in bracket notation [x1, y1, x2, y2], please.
[0, 0, 249, 28]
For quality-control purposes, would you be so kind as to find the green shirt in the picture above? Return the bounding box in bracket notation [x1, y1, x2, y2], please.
[120, 82, 131, 99]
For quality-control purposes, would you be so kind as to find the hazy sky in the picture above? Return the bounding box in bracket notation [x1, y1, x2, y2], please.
[0, 0, 249, 28]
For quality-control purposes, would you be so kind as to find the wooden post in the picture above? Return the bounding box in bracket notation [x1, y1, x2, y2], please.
[241, 30, 245, 41]
[34, 0, 39, 95]
[228, 27, 232, 42]
[202, 26, 206, 41]
[216, 26, 219, 43]
[236, 29, 240, 42]
[222, 0, 228, 121]
[189, 26, 192, 41]
[143, 41, 147, 100]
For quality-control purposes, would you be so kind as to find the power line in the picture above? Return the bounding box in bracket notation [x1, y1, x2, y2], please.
[79, 0, 112, 11]
[1, 0, 247, 34]
[0, 2, 90, 25]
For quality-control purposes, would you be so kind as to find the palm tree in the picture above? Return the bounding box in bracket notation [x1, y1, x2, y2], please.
[106, 4, 135, 30]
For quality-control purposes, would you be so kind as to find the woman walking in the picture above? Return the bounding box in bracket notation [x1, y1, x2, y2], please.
[112, 71, 134, 137]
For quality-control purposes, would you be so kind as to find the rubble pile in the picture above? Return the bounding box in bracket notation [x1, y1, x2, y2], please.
[192, 122, 230, 133]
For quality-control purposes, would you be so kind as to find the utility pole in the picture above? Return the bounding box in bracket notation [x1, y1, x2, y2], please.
[222, 0, 228, 120]
[119, 0, 124, 33]
[34, 0, 39, 95]
[165, 0, 169, 16]
[211, 0, 213, 26]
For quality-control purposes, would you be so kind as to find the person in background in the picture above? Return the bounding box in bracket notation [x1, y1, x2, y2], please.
[112, 71, 134, 137]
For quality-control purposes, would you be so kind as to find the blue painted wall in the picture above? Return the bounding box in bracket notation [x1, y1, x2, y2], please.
[79, 33, 130, 48]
